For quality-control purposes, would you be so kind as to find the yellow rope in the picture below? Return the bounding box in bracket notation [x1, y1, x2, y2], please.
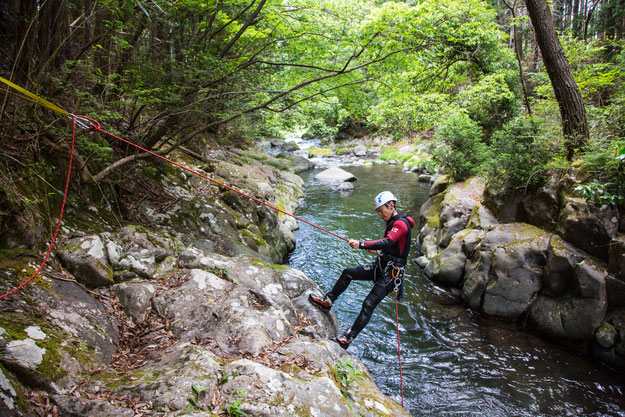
[0, 76, 69, 117]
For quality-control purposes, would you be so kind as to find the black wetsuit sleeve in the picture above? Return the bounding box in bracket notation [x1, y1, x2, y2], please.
[361, 237, 394, 250]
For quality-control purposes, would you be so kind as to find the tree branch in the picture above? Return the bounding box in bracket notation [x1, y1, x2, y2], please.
[220, 0, 268, 58]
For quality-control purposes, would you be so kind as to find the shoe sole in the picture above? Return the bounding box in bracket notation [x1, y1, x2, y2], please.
[334, 337, 350, 350]
[308, 294, 331, 311]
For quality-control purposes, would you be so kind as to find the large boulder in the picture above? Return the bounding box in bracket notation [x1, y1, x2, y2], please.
[541, 236, 586, 296]
[102, 225, 179, 280]
[277, 151, 315, 173]
[557, 197, 619, 261]
[529, 259, 608, 340]
[462, 223, 550, 319]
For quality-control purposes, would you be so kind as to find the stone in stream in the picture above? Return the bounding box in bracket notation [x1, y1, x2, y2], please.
[314, 167, 357, 183]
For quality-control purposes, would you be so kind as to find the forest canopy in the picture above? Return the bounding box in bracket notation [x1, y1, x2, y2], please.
[0, 0, 624, 208]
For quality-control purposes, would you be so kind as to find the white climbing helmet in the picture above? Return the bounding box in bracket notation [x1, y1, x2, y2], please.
[373, 191, 397, 210]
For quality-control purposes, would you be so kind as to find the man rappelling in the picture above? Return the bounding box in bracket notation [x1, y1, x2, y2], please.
[309, 191, 415, 349]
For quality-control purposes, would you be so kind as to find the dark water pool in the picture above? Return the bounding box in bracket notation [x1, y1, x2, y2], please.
[288, 163, 625, 417]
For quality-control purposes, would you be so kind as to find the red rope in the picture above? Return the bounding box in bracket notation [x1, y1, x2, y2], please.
[395, 291, 405, 409]
[0, 117, 76, 300]
[75, 115, 349, 243]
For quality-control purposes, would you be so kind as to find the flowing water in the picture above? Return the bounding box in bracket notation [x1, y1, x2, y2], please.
[288, 162, 625, 417]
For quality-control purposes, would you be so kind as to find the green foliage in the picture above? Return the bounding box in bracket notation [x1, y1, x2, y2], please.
[432, 112, 489, 181]
[574, 181, 623, 206]
[576, 137, 625, 204]
[487, 116, 561, 189]
[333, 358, 365, 398]
[222, 390, 248, 416]
[456, 72, 519, 136]
[560, 36, 625, 106]
[187, 382, 209, 409]
[380, 146, 413, 163]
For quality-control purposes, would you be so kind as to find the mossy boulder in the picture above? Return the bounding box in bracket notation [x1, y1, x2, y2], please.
[463, 223, 550, 319]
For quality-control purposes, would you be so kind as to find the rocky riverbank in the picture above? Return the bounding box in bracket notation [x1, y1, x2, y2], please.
[0, 145, 409, 416]
[416, 174, 625, 371]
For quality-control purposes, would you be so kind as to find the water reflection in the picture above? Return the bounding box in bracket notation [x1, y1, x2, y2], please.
[288, 163, 625, 417]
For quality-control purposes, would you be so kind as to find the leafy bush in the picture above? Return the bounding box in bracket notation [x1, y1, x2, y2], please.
[456, 72, 519, 137]
[576, 137, 625, 204]
[487, 116, 560, 189]
[432, 112, 489, 181]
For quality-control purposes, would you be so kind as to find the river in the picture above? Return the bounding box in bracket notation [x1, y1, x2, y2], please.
[288, 162, 625, 417]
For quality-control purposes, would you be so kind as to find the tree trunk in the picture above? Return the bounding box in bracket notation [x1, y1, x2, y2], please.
[525, 0, 589, 158]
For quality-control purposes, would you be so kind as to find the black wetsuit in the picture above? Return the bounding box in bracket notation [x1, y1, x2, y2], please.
[327, 213, 414, 340]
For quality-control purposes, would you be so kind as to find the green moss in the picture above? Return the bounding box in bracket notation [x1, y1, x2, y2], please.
[425, 194, 444, 229]
[0, 313, 30, 341]
[307, 147, 333, 157]
[0, 364, 28, 412]
[37, 333, 67, 381]
[241, 230, 267, 246]
[247, 257, 288, 271]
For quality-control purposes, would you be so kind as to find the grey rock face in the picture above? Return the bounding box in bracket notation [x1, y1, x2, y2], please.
[522, 180, 560, 231]
[57, 235, 114, 288]
[53, 395, 135, 417]
[112, 342, 221, 411]
[112, 279, 158, 322]
[541, 236, 585, 296]
[463, 224, 549, 319]
[557, 197, 619, 261]
[529, 260, 608, 340]
[416, 173, 625, 370]
[152, 251, 337, 354]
